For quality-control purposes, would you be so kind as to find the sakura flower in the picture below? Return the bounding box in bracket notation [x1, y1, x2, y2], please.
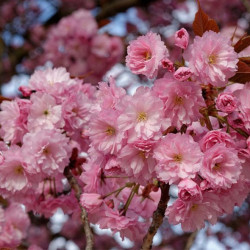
[118, 86, 164, 140]
[0, 146, 39, 194]
[234, 83, 250, 130]
[154, 133, 203, 184]
[153, 74, 205, 129]
[28, 67, 78, 101]
[62, 90, 92, 132]
[200, 129, 235, 152]
[0, 203, 30, 248]
[184, 31, 238, 86]
[126, 31, 168, 78]
[88, 109, 125, 154]
[97, 77, 126, 110]
[28, 92, 64, 132]
[178, 179, 202, 202]
[201, 144, 241, 189]
[216, 92, 238, 113]
[22, 130, 71, 177]
[96, 204, 146, 241]
[0, 99, 30, 144]
[174, 28, 189, 49]
[166, 195, 221, 232]
[118, 139, 157, 185]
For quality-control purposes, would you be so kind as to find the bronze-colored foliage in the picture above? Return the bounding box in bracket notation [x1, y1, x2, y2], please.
[192, 0, 219, 36]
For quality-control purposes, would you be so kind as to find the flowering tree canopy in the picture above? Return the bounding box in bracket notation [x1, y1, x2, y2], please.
[0, 0, 250, 249]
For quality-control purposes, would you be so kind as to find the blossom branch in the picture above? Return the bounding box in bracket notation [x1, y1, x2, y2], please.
[184, 231, 198, 250]
[63, 166, 94, 250]
[141, 182, 170, 250]
[96, 0, 154, 21]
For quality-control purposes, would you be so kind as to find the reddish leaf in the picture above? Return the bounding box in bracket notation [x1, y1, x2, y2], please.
[98, 19, 111, 28]
[192, 0, 219, 36]
[239, 57, 250, 66]
[229, 61, 250, 83]
[234, 34, 250, 53]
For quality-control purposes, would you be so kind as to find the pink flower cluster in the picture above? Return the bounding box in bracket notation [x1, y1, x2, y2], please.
[42, 9, 123, 83]
[0, 26, 249, 247]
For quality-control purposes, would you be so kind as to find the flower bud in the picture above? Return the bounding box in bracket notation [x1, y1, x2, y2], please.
[174, 28, 189, 49]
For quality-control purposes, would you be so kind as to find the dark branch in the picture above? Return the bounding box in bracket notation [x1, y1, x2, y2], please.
[141, 182, 170, 250]
[96, 0, 155, 21]
[64, 166, 94, 250]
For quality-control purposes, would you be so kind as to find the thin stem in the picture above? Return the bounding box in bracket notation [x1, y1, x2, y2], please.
[141, 182, 170, 250]
[185, 231, 198, 250]
[121, 184, 140, 216]
[64, 166, 94, 250]
[104, 175, 130, 179]
[101, 182, 135, 199]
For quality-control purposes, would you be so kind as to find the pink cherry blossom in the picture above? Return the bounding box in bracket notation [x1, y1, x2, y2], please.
[154, 133, 203, 184]
[0, 98, 30, 144]
[28, 92, 64, 132]
[201, 144, 241, 189]
[216, 92, 238, 113]
[118, 86, 164, 140]
[126, 31, 168, 78]
[22, 130, 71, 177]
[234, 83, 250, 130]
[0, 203, 30, 248]
[118, 139, 157, 185]
[200, 129, 235, 152]
[178, 179, 202, 202]
[0, 146, 39, 194]
[153, 74, 205, 129]
[184, 31, 238, 86]
[166, 196, 221, 232]
[88, 109, 125, 154]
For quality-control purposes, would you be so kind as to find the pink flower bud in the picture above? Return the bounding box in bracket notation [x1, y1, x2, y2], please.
[178, 179, 202, 201]
[174, 28, 189, 49]
[161, 58, 174, 72]
[19, 85, 32, 97]
[174, 67, 192, 81]
[216, 92, 238, 113]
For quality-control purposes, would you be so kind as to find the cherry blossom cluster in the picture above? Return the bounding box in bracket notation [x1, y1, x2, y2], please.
[24, 9, 124, 83]
[0, 25, 249, 247]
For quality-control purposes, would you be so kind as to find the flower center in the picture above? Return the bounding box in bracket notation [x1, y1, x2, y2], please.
[138, 151, 146, 159]
[213, 163, 221, 171]
[137, 112, 147, 122]
[208, 54, 217, 64]
[144, 51, 152, 61]
[43, 110, 49, 115]
[190, 204, 198, 211]
[15, 165, 24, 175]
[105, 126, 116, 136]
[43, 147, 50, 154]
[174, 96, 183, 105]
[173, 154, 182, 162]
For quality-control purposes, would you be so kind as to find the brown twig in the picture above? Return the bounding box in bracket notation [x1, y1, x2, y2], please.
[96, 0, 155, 21]
[184, 231, 198, 250]
[141, 182, 170, 250]
[63, 166, 94, 250]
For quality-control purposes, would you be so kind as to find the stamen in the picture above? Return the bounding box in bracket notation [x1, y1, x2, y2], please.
[105, 126, 116, 135]
[173, 154, 182, 162]
[137, 112, 147, 122]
